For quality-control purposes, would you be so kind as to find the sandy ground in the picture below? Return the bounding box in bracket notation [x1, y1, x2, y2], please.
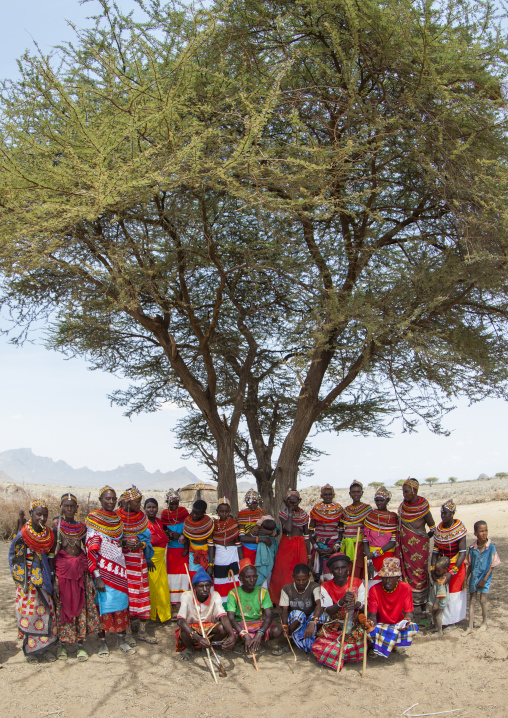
[0, 501, 507, 718]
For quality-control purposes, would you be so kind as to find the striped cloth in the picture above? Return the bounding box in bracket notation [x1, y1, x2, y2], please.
[213, 544, 240, 605]
[369, 621, 419, 657]
[124, 550, 151, 620]
[288, 610, 326, 653]
[312, 627, 364, 671]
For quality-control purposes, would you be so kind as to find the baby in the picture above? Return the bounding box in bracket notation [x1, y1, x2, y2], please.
[251, 516, 277, 542]
[465, 521, 500, 633]
[427, 555, 450, 635]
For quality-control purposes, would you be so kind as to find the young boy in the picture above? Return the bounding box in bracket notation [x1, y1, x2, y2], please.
[465, 521, 500, 633]
[427, 556, 450, 635]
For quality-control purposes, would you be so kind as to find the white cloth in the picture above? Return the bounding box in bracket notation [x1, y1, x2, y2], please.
[320, 582, 366, 609]
[441, 590, 467, 626]
[177, 588, 226, 624]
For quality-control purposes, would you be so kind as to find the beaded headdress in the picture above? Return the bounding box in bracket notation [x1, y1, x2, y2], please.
[99, 485, 115, 499]
[442, 499, 456, 513]
[60, 492, 77, 504]
[166, 489, 180, 502]
[321, 483, 335, 496]
[217, 496, 231, 507]
[350, 481, 363, 490]
[29, 499, 48, 511]
[120, 485, 142, 503]
[285, 489, 300, 500]
[404, 478, 419, 492]
[245, 489, 262, 506]
[374, 486, 392, 500]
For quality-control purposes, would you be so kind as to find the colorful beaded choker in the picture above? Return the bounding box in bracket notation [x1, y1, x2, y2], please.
[117, 508, 149, 537]
[341, 503, 372, 525]
[310, 502, 343, 523]
[398, 496, 430, 522]
[21, 521, 54, 553]
[364, 509, 398, 532]
[85, 509, 123, 539]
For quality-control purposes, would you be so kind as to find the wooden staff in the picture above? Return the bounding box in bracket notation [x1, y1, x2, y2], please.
[337, 526, 361, 673]
[228, 569, 259, 671]
[184, 564, 218, 683]
[362, 555, 368, 678]
[282, 623, 297, 663]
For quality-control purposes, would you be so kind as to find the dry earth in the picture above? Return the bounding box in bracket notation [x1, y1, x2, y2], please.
[0, 501, 507, 718]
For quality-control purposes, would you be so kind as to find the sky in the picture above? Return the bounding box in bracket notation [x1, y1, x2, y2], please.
[1, 1, 508, 488]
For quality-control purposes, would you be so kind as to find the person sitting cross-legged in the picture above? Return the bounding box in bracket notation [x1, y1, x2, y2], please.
[176, 567, 236, 660]
[366, 557, 419, 658]
[226, 559, 282, 655]
[280, 564, 325, 654]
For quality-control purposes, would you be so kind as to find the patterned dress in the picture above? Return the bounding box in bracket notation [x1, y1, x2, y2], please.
[117, 508, 154, 620]
[433, 519, 468, 625]
[396, 496, 431, 607]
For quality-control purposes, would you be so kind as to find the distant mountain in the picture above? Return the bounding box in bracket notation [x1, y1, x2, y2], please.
[0, 448, 202, 490]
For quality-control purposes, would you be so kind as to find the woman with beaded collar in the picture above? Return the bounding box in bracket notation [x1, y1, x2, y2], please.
[430, 500, 468, 628]
[85, 487, 133, 656]
[9, 499, 58, 663]
[338, 481, 372, 579]
[53, 493, 99, 661]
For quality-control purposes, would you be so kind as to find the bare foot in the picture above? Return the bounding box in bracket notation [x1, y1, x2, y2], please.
[179, 646, 194, 661]
[477, 623, 488, 632]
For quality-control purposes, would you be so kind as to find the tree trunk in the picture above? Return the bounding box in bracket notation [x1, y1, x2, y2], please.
[215, 433, 239, 515]
[273, 412, 318, 510]
[254, 469, 275, 515]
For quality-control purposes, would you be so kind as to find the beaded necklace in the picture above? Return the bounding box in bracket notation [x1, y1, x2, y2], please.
[58, 519, 86, 547]
[21, 521, 54, 554]
[117, 508, 149, 537]
[364, 509, 398, 532]
[85, 509, 123, 539]
[398, 496, 430, 522]
[341, 503, 372, 524]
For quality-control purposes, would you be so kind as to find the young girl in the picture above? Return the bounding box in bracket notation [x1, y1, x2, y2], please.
[465, 521, 500, 633]
[9, 499, 57, 663]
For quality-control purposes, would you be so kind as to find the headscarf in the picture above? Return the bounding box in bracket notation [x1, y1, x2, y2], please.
[29, 499, 48, 511]
[285, 489, 300, 500]
[99, 485, 115, 499]
[60, 492, 77, 504]
[120, 485, 142, 503]
[374, 486, 392, 500]
[349, 481, 363, 490]
[192, 567, 212, 585]
[217, 497, 231, 507]
[442, 499, 456, 513]
[326, 553, 350, 570]
[404, 478, 419, 493]
[166, 488, 180, 502]
[245, 489, 262, 506]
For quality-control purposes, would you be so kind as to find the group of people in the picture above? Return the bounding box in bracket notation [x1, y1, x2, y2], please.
[8, 478, 499, 673]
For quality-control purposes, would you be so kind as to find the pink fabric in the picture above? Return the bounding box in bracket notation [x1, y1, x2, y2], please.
[54, 551, 87, 624]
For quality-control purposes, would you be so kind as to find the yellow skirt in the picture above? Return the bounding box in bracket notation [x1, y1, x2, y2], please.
[148, 547, 172, 623]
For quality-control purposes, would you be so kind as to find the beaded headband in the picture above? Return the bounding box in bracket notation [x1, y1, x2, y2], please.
[285, 489, 300, 500]
[374, 486, 391, 500]
[442, 499, 456, 513]
[99, 485, 115, 499]
[166, 489, 180, 501]
[29, 499, 48, 511]
[245, 489, 262, 505]
[350, 481, 363, 490]
[120, 485, 142, 503]
[404, 478, 419, 492]
[217, 496, 231, 507]
[321, 483, 335, 495]
[60, 492, 77, 504]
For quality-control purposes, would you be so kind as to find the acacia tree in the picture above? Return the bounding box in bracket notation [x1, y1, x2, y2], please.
[2, 0, 508, 512]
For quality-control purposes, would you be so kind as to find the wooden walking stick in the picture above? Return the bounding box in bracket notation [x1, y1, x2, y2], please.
[282, 623, 297, 663]
[337, 526, 361, 673]
[228, 569, 259, 671]
[184, 564, 218, 683]
[362, 555, 368, 678]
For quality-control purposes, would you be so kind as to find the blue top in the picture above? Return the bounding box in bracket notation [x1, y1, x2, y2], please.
[138, 527, 155, 562]
[166, 520, 185, 549]
[468, 540, 497, 593]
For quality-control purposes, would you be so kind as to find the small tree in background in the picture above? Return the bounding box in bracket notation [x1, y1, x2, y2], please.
[425, 477, 439, 486]
[448, 477, 458, 483]
[495, 472, 508, 479]
[395, 480, 406, 487]
[368, 482, 384, 488]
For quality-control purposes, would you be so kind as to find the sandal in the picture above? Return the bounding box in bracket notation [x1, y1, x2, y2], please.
[76, 648, 89, 662]
[41, 652, 57, 663]
[119, 642, 136, 654]
[98, 642, 110, 658]
[57, 646, 68, 661]
[272, 644, 291, 656]
[26, 655, 39, 664]
[124, 633, 137, 647]
[137, 632, 158, 644]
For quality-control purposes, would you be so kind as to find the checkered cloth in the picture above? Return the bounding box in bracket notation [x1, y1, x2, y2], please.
[312, 628, 364, 672]
[369, 621, 419, 658]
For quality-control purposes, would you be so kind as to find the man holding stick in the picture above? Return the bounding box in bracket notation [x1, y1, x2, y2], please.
[176, 567, 236, 660]
[226, 559, 282, 655]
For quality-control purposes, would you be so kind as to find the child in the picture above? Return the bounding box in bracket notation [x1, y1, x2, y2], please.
[427, 556, 450, 635]
[251, 516, 279, 588]
[465, 520, 500, 633]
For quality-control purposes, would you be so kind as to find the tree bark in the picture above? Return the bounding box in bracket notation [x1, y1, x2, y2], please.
[215, 432, 239, 516]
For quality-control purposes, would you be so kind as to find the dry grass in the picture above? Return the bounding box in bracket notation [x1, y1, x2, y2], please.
[0, 491, 100, 540]
[493, 490, 508, 501]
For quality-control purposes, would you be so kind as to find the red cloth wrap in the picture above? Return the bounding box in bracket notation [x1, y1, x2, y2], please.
[192, 549, 209, 569]
[269, 534, 308, 604]
[54, 551, 87, 624]
[448, 561, 466, 593]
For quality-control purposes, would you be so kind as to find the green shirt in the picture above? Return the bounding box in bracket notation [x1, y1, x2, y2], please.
[226, 585, 272, 622]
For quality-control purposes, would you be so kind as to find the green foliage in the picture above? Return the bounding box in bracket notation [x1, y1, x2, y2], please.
[368, 482, 384, 488]
[495, 472, 508, 478]
[395, 480, 406, 487]
[448, 476, 458, 483]
[1, 0, 508, 508]
[425, 477, 439, 485]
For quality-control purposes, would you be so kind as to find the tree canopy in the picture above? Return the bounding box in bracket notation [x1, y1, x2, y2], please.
[1, 0, 508, 511]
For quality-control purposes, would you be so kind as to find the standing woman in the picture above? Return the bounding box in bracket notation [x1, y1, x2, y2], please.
[117, 486, 157, 644]
[9, 499, 57, 663]
[161, 489, 190, 609]
[269, 490, 310, 605]
[362, 486, 398, 584]
[238, 489, 267, 565]
[182, 499, 214, 579]
[431, 500, 468, 628]
[53, 493, 99, 661]
[210, 498, 243, 605]
[85, 487, 133, 656]
[339, 481, 372, 579]
[145, 498, 172, 624]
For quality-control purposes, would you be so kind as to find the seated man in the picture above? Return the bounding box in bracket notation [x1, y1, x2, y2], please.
[226, 559, 282, 655]
[176, 567, 236, 660]
[366, 557, 419, 658]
